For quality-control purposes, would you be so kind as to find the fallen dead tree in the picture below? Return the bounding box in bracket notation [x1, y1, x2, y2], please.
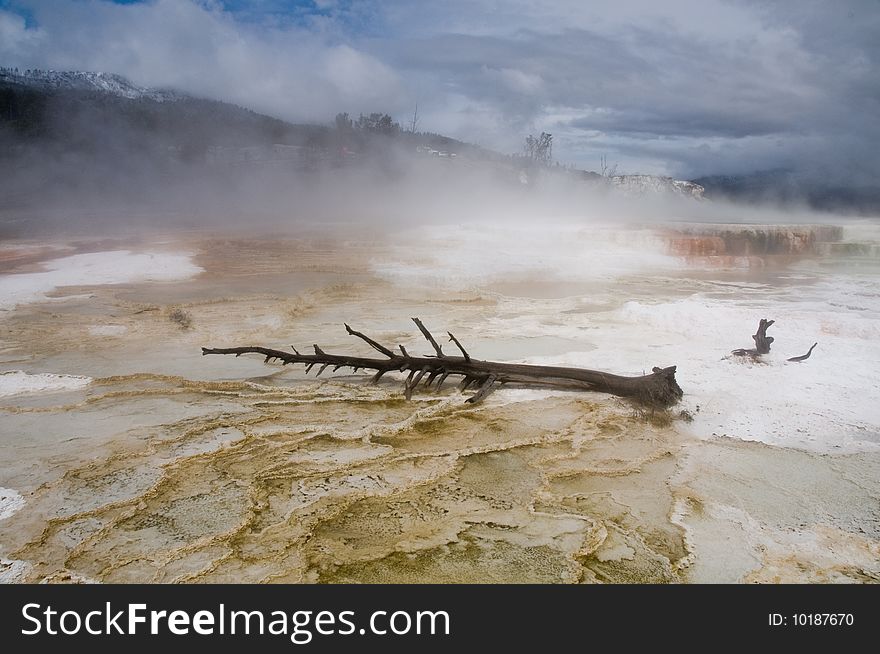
[202, 318, 683, 407]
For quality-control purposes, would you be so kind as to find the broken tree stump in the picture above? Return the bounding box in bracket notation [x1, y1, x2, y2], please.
[733, 318, 775, 356]
[732, 319, 819, 363]
[202, 318, 683, 407]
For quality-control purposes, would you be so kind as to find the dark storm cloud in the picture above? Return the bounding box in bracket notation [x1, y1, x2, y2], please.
[377, 26, 805, 138]
[370, 11, 873, 180]
[371, 0, 879, 181]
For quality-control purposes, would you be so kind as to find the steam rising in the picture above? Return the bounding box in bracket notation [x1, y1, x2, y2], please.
[0, 85, 865, 239]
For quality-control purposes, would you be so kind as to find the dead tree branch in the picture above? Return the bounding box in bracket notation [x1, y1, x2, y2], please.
[447, 331, 470, 362]
[412, 317, 444, 357]
[788, 342, 817, 362]
[344, 323, 395, 358]
[202, 318, 683, 407]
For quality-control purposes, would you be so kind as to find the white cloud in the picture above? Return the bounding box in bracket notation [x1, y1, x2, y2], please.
[0, 10, 44, 56]
[0, 0, 406, 122]
[481, 66, 543, 96]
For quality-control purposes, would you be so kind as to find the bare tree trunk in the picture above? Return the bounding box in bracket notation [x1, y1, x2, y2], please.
[733, 318, 775, 356]
[202, 318, 683, 407]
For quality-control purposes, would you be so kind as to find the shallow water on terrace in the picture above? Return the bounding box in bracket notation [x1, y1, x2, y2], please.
[0, 221, 878, 583]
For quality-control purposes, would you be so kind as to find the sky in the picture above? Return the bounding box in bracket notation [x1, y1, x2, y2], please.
[1, 0, 878, 182]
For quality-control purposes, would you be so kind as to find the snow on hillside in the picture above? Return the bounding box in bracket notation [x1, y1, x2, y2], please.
[0, 67, 183, 102]
[611, 174, 705, 199]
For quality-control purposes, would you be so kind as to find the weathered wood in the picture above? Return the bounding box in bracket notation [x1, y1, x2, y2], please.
[412, 317, 444, 357]
[733, 318, 775, 357]
[788, 342, 817, 362]
[752, 318, 775, 353]
[466, 375, 497, 404]
[447, 331, 471, 362]
[344, 323, 395, 358]
[202, 318, 683, 407]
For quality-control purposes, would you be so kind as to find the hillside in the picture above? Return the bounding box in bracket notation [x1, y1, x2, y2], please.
[0, 67, 327, 158]
[0, 67, 183, 101]
[0, 67, 711, 230]
[0, 67, 494, 165]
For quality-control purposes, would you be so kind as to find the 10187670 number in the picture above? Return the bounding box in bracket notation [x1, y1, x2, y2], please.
[769, 613, 854, 627]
